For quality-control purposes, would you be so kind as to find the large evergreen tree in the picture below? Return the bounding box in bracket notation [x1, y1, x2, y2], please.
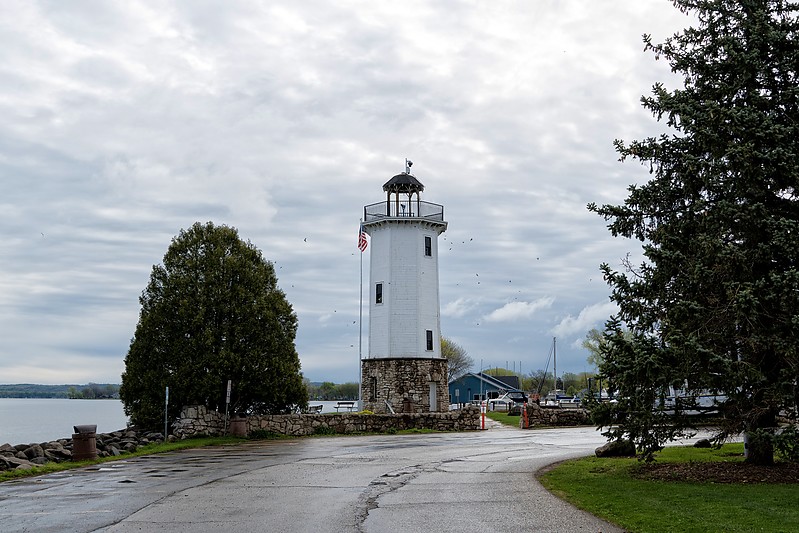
[120, 222, 307, 429]
[589, 0, 799, 464]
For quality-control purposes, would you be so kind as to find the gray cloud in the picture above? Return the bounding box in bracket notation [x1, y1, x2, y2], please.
[0, 1, 691, 384]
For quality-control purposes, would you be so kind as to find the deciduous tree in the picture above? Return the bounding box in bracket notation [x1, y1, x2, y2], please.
[589, 0, 799, 464]
[527, 369, 554, 396]
[583, 328, 633, 370]
[441, 337, 474, 382]
[120, 222, 306, 429]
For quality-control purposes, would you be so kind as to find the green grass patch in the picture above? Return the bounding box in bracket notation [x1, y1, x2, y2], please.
[539, 444, 799, 533]
[0, 436, 244, 483]
[485, 410, 520, 427]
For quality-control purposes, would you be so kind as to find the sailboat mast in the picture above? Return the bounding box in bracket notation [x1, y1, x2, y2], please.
[553, 337, 557, 392]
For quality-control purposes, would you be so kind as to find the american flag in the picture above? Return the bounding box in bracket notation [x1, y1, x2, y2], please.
[358, 225, 368, 252]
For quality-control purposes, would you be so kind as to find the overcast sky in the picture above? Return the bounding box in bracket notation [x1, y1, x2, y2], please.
[0, 1, 694, 386]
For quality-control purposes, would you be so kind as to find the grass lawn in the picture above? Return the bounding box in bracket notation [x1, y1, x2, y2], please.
[485, 410, 520, 427]
[539, 443, 799, 533]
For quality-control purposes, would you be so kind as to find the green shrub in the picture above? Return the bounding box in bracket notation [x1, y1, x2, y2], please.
[248, 429, 283, 440]
[776, 425, 799, 462]
[745, 426, 799, 463]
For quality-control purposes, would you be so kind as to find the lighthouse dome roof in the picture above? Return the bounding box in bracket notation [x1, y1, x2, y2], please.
[382, 173, 424, 193]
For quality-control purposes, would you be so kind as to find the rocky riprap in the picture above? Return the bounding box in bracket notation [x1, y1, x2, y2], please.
[0, 429, 171, 471]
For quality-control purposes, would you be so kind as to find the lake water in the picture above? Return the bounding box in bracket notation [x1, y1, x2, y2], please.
[0, 399, 356, 445]
[0, 398, 130, 445]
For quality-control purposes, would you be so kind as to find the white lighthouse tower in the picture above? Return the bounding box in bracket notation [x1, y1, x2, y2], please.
[361, 162, 448, 413]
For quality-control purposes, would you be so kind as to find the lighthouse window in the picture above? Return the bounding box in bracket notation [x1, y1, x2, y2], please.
[424, 236, 432, 256]
[426, 329, 434, 351]
[375, 283, 383, 304]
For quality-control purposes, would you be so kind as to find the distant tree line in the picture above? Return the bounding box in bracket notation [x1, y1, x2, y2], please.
[0, 383, 120, 399]
[306, 381, 359, 401]
[524, 370, 597, 397]
[478, 368, 597, 398]
[67, 383, 120, 399]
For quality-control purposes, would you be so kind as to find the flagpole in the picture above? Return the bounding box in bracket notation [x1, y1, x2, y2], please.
[358, 221, 364, 411]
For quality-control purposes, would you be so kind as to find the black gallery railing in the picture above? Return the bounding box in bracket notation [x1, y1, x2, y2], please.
[364, 200, 444, 222]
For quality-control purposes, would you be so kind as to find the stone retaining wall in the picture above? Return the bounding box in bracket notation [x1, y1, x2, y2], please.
[173, 404, 481, 438]
[520, 402, 591, 427]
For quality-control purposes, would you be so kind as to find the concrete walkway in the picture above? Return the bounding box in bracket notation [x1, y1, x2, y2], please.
[0, 424, 623, 532]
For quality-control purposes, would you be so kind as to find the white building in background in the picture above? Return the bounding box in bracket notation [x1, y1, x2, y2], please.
[360, 164, 449, 413]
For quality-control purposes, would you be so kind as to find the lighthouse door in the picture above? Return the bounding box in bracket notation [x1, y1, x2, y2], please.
[428, 382, 437, 411]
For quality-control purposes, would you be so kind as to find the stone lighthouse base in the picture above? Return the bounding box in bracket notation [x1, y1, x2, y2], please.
[361, 358, 448, 414]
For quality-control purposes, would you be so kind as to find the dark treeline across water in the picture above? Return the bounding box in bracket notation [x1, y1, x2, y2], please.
[0, 384, 120, 399]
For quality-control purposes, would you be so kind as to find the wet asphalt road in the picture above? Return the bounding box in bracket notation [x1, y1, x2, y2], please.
[0, 423, 624, 533]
